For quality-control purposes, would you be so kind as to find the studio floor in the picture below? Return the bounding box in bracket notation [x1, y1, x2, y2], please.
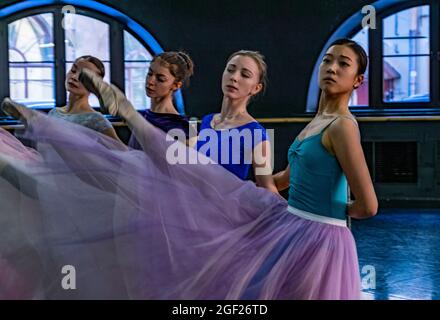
[352, 209, 440, 300]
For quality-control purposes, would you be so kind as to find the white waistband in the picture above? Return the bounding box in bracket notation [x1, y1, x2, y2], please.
[287, 205, 347, 227]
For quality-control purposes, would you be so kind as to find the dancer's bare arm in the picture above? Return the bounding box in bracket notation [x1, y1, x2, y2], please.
[272, 164, 290, 191]
[187, 136, 198, 148]
[327, 118, 378, 219]
[253, 141, 279, 194]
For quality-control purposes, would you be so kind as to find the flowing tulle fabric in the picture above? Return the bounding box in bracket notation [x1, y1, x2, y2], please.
[0, 128, 45, 299]
[0, 111, 360, 300]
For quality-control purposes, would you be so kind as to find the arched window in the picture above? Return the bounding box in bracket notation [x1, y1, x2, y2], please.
[307, 1, 435, 114]
[8, 13, 56, 108]
[124, 31, 153, 111]
[0, 1, 184, 113]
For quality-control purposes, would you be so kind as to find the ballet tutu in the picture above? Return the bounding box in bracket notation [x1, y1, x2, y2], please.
[0, 127, 46, 299]
[0, 110, 361, 299]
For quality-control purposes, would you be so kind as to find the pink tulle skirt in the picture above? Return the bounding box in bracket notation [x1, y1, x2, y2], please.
[0, 111, 360, 299]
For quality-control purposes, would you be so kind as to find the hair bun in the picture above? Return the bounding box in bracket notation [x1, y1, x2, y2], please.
[152, 51, 195, 87]
[177, 51, 194, 75]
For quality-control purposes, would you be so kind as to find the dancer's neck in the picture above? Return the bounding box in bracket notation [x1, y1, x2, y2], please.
[150, 95, 178, 115]
[317, 91, 351, 117]
[67, 94, 94, 114]
[219, 97, 250, 123]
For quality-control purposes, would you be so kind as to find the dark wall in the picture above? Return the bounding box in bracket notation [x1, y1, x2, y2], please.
[0, 0, 372, 117]
[88, 0, 372, 117]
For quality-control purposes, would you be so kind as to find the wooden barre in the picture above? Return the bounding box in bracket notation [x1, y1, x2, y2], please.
[2, 116, 440, 130]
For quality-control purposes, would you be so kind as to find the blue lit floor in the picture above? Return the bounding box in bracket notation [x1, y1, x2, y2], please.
[351, 209, 440, 300]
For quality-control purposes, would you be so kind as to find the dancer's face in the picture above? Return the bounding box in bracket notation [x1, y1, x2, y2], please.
[145, 60, 181, 99]
[66, 59, 102, 96]
[222, 55, 263, 101]
[318, 45, 364, 96]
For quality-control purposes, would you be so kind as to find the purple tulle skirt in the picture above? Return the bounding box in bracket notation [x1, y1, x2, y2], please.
[0, 111, 360, 299]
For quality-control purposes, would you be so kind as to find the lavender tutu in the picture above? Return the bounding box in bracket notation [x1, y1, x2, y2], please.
[0, 111, 361, 299]
[0, 128, 46, 299]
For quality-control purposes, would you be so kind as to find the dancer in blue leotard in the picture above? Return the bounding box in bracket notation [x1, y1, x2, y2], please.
[196, 51, 276, 191]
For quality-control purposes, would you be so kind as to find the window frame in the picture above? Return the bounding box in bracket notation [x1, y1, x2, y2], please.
[308, 0, 440, 115]
[0, 3, 185, 117]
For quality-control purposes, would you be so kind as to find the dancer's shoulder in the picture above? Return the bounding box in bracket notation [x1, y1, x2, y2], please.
[203, 113, 216, 121]
[200, 113, 216, 128]
[48, 106, 67, 115]
[84, 113, 113, 132]
[328, 115, 360, 142]
[336, 114, 358, 126]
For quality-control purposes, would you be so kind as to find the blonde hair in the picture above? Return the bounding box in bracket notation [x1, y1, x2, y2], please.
[227, 50, 267, 97]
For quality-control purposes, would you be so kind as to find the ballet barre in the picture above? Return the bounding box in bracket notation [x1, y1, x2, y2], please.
[2, 116, 440, 131]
